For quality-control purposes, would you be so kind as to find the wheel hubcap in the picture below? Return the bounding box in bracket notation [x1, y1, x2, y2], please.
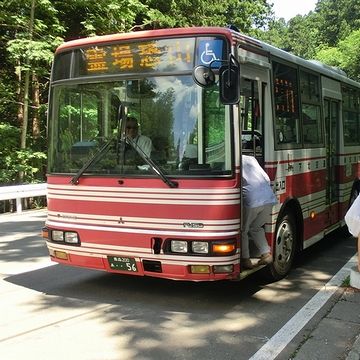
[274, 220, 293, 273]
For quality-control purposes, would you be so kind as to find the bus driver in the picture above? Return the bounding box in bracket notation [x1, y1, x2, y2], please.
[125, 117, 153, 161]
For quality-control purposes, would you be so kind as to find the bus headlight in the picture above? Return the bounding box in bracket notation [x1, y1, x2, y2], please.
[64, 232, 79, 244]
[51, 230, 79, 244]
[171, 240, 188, 253]
[192, 241, 209, 254]
[166, 239, 236, 256]
[52, 230, 64, 242]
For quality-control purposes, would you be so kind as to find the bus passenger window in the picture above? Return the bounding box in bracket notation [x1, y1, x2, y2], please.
[343, 87, 360, 146]
[273, 61, 300, 147]
[302, 104, 322, 145]
[300, 71, 323, 146]
[240, 78, 263, 158]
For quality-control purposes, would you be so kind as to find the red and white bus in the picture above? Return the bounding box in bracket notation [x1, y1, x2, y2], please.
[43, 26, 360, 281]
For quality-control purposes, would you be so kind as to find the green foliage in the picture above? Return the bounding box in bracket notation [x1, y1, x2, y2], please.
[255, 18, 287, 48]
[339, 30, 360, 80]
[315, 47, 343, 68]
[315, 0, 360, 46]
[0, 78, 18, 125]
[0, 123, 19, 151]
[142, 0, 272, 33]
[79, 0, 148, 35]
[316, 30, 360, 81]
[7, 150, 47, 184]
[0, 122, 46, 184]
[257, 12, 320, 59]
[342, 275, 351, 287]
[285, 15, 319, 58]
[258, 0, 360, 81]
[53, 0, 148, 38]
[7, 39, 58, 69]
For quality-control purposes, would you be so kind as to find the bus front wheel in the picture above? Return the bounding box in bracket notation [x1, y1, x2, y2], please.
[266, 212, 297, 281]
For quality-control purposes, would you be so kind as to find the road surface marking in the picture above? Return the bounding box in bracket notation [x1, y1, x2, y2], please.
[250, 254, 357, 360]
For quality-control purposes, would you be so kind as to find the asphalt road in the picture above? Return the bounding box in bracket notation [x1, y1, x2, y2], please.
[0, 210, 357, 360]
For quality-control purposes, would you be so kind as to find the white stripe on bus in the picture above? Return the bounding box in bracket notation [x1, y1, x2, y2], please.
[46, 220, 240, 237]
[47, 194, 240, 205]
[48, 184, 241, 194]
[47, 210, 240, 225]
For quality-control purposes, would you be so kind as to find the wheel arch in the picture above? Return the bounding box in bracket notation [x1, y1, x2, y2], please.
[275, 197, 304, 254]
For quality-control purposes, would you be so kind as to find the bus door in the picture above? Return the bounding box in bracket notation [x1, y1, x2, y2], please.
[240, 77, 265, 164]
[324, 98, 340, 225]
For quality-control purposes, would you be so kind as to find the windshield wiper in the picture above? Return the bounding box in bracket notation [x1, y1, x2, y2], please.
[71, 103, 127, 185]
[70, 138, 114, 185]
[126, 136, 178, 188]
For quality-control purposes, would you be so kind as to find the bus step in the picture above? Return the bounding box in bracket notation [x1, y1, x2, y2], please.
[143, 260, 162, 273]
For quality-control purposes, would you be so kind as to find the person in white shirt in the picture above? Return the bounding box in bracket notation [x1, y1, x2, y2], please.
[241, 155, 277, 270]
[125, 117, 152, 161]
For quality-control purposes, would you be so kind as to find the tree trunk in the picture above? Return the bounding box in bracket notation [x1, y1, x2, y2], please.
[16, 62, 23, 128]
[32, 73, 40, 139]
[20, 69, 31, 150]
[20, 0, 36, 150]
[19, 0, 36, 183]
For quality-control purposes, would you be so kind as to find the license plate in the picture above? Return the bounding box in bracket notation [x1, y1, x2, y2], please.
[108, 256, 138, 272]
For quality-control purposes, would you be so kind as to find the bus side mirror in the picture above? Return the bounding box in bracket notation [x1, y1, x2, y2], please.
[219, 55, 240, 105]
[192, 65, 215, 87]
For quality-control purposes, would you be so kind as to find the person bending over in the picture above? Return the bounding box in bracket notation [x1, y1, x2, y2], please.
[241, 155, 277, 270]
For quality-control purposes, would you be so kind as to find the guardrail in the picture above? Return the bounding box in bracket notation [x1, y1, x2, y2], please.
[0, 183, 47, 214]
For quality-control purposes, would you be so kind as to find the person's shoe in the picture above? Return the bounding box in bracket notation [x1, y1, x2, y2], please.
[257, 253, 273, 266]
[241, 258, 254, 270]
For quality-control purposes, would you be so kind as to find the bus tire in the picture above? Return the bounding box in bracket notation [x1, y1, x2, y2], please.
[265, 211, 297, 281]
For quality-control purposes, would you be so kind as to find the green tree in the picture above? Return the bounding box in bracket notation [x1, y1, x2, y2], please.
[316, 29, 360, 81]
[141, 0, 272, 33]
[315, 0, 360, 46]
[255, 18, 287, 49]
[53, 0, 147, 38]
[258, 0, 360, 82]
[0, 0, 63, 183]
[285, 14, 319, 58]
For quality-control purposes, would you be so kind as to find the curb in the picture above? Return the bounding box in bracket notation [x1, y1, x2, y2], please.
[347, 265, 360, 360]
[346, 334, 360, 360]
[350, 266, 360, 289]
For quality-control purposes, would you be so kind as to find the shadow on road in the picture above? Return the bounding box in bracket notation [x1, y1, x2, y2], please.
[4, 229, 357, 310]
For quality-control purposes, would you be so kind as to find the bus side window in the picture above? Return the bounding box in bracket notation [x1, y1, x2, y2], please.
[240, 78, 263, 158]
[273, 61, 301, 147]
[300, 71, 323, 146]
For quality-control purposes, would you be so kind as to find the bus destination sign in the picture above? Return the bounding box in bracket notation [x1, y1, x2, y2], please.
[82, 38, 195, 75]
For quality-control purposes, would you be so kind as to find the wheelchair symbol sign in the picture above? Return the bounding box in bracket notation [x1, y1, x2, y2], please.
[198, 40, 223, 68]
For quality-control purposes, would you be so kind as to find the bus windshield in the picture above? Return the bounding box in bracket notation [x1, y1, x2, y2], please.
[48, 75, 232, 177]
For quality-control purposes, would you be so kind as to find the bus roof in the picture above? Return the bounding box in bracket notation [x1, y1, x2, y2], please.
[55, 27, 235, 53]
